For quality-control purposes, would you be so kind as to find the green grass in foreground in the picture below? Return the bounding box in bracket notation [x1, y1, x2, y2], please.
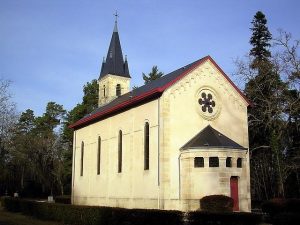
[0, 206, 62, 225]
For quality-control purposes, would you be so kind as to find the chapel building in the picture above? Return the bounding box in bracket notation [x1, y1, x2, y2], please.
[70, 19, 251, 212]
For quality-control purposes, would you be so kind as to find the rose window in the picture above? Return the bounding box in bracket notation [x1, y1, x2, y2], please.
[198, 92, 216, 113]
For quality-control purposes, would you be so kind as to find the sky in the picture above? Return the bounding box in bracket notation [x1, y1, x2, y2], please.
[1, 0, 300, 116]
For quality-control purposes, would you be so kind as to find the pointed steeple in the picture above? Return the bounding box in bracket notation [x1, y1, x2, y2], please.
[99, 14, 130, 79]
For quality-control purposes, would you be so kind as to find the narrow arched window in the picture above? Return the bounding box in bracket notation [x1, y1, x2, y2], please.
[80, 141, 84, 176]
[97, 136, 101, 175]
[103, 85, 106, 97]
[118, 130, 122, 173]
[116, 84, 121, 96]
[237, 158, 242, 168]
[144, 122, 150, 170]
[226, 157, 232, 167]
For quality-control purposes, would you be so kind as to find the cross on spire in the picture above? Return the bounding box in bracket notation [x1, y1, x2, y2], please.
[114, 11, 119, 23]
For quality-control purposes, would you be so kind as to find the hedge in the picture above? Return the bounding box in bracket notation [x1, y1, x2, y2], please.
[54, 195, 71, 204]
[1, 197, 182, 225]
[1, 197, 263, 225]
[188, 211, 262, 225]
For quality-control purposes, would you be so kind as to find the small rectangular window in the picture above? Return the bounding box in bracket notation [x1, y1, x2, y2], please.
[237, 158, 242, 168]
[226, 157, 232, 167]
[194, 157, 204, 167]
[209, 157, 219, 167]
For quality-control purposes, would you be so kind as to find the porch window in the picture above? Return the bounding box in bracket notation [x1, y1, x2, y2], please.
[209, 157, 219, 167]
[194, 157, 204, 167]
[237, 158, 242, 168]
[226, 157, 232, 167]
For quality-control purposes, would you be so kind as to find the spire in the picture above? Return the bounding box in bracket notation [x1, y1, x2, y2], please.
[99, 12, 130, 79]
[113, 11, 118, 33]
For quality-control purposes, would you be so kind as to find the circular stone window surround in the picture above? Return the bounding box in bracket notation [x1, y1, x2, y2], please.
[195, 86, 221, 121]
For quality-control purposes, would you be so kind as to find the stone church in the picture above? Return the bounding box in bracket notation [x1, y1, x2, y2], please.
[70, 19, 251, 212]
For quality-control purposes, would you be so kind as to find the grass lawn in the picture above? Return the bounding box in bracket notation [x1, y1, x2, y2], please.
[0, 206, 63, 225]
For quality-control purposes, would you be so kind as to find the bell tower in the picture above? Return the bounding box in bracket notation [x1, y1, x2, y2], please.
[98, 13, 131, 106]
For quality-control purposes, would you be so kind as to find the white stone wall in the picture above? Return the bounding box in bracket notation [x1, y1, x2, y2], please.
[158, 60, 251, 211]
[72, 58, 251, 212]
[179, 149, 249, 211]
[72, 99, 160, 209]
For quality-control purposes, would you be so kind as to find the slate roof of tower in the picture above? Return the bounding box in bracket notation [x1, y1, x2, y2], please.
[181, 125, 247, 150]
[99, 22, 130, 79]
[70, 56, 250, 129]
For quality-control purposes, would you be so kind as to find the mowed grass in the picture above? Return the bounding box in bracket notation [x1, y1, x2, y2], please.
[0, 206, 63, 225]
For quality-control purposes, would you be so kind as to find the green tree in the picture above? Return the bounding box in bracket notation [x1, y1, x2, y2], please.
[9, 103, 68, 196]
[60, 79, 99, 194]
[62, 79, 98, 145]
[82, 79, 99, 112]
[235, 12, 300, 200]
[142, 66, 164, 84]
[0, 78, 17, 195]
[250, 11, 272, 68]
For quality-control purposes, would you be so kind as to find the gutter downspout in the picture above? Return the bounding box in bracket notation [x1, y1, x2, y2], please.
[157, 98, 161, 209]
[72, 130, 77, 204]
[178, 151, 184, 200]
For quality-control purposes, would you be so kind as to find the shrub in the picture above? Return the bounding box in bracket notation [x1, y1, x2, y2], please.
[54, 195, 71, 204]
[200, 195, 234, 212]
[2, 196, 21, 212]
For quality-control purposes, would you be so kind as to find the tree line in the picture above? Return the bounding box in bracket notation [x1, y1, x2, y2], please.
[235, 11, 300, 201]
[0, 11, 299, 201]
[0, 67, 163, 197]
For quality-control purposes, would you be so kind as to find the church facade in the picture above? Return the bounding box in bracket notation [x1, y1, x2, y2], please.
[70, 21, 251, 212]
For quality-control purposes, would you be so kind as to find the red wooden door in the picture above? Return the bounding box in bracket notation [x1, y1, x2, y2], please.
[230, 176, 239, 211]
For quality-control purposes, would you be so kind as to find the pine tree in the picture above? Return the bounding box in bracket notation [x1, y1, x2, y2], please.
[250, 11, 272, 68]
[245, 11, 288, 200]
[142, 66, 164, 84]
